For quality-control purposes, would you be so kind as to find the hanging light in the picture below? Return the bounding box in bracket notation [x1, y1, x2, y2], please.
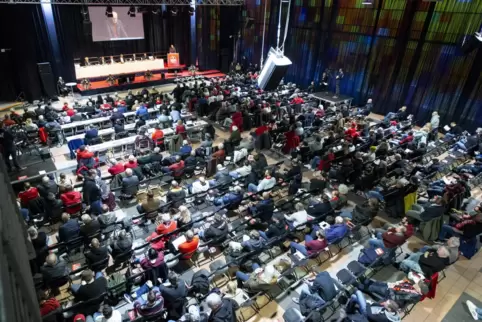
[188, 6, 195, 16]
[105, 6, 113, 17]
[127, 6, 136, 17]
[361, 0, 373, 4]
[170, 7, 178, 16]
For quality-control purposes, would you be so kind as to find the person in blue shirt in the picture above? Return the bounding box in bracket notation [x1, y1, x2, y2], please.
[179, 140, 192, 156]
[136, 104, 149, 120]
[110, 108, 125, 124]
[170, 106, 181, 124]
[325, 216, 349, 244]
[84, 125, 99, 145]
[213, 186, 243, 206]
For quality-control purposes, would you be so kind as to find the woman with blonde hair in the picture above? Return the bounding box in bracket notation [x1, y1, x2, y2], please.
[25, 118, 38, 131]
[174, 205, 192, 227]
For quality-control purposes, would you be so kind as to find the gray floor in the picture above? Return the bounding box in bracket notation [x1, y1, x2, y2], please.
[442, 292, 481, 322]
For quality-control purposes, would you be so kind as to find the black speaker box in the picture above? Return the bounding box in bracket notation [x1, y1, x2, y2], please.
[83, 20, 92, 37]
[461, 34, 482, 55]
[257, 51, 292, 90]
[37, 62, 56, 98]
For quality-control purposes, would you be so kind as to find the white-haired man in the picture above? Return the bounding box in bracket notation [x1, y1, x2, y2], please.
[206, 291, 239, 321]
[398, 246, 450, 277]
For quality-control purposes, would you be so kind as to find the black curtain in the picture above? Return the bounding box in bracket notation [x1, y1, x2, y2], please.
[0, 5, 52, 102]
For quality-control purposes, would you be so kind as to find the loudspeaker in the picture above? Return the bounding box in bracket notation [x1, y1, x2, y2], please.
[220, 48, 230, 73]
[37, 62, 56, 98]
[257, 48, 292, 90]
[83, 20, 92, 37]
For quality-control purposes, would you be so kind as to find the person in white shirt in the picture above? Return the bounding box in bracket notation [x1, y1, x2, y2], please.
[248, 170, 276, 193]
[60, 112, 71, 124]
[285, 203, 308, 230]
[229, 159, 251, 179]
[191, 177, 210, 194]
[94, 304, 122, 322]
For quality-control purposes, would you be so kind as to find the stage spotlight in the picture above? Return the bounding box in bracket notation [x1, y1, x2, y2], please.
[127, 6, 136, 17]
[361, 0, 373, 4]
[170, 7, 178, 16]
[152, 7, 161, 15]
[105, 6, 113, 17]
[188, 6, 195, 16]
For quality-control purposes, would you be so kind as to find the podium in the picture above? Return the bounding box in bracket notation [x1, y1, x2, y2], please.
[167, 53, 180, 67]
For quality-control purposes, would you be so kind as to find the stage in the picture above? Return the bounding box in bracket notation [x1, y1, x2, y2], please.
[75, 69, 226, 96]
[311, 91, 353, 107]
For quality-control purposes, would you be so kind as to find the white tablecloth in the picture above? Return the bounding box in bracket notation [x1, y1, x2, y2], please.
[75, 59, 165, 79]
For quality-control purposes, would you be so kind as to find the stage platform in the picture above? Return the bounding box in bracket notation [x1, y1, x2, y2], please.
[75, 69, 225, 96]
[311, 91, 353, 106]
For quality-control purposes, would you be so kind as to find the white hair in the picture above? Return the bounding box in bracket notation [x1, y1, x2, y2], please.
[81, 214, 92, 223]
[437, 246, 450, 258]
[171, 180, 179, 187]
[113, 108, 118, 112]
[335, 216, 344, 224]
[186, 230, 194, 240]
[232, 125, 238, 131]
[27, 226, 38, 239]
[125, 168, 133, 176]
[42, 176, 49, 183]
[128, 155, 135, 161]
[199, 177, 205, 182]
[447, 237, 460, 248]
[219, 143, 224, 149]
[338, 184, 349, 195]
[367, 98, 373, 104]
[183, 140, 188, 145]
[206, 293, 223, 309]
[154, 147, 160, 153]
[162, 213, 171, 223]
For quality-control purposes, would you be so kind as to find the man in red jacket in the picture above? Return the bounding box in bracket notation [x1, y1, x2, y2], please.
[18, 182, 39, 206]
[108, 158, 125, 176]
[60, 185, 82, 214]
[178, 230, 199, 259]
[76, 145, 94, 161]
[368, 226, 408, 250]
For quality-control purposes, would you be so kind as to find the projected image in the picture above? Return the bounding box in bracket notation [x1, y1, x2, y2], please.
[88, 6, 144, 42]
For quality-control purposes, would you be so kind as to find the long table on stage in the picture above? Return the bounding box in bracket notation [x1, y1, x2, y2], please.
[75, 59, 167, 80]
[311, 91, 353, 107]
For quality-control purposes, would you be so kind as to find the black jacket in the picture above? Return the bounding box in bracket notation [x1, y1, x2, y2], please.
[83, 177, 101, 205]
[307, 201, 333, 218]
[37, 181, 58, 199]
[203, 220, 229, 241]
[208, 298, 239, 322]
[419, 252, 447, 277]
[85, 246, 109, 266]
[265, 221, 287, 239]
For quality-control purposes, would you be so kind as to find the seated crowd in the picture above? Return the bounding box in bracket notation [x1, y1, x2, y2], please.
[16, 70, 482, 322]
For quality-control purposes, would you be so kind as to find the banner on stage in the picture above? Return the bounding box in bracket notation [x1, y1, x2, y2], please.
[168, 53, 180, 67]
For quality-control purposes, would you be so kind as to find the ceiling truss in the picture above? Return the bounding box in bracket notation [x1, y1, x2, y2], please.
[0, 0, 244, 5]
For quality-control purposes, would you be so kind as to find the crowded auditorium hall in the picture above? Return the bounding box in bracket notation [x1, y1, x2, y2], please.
[1, 1, 482, 322]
